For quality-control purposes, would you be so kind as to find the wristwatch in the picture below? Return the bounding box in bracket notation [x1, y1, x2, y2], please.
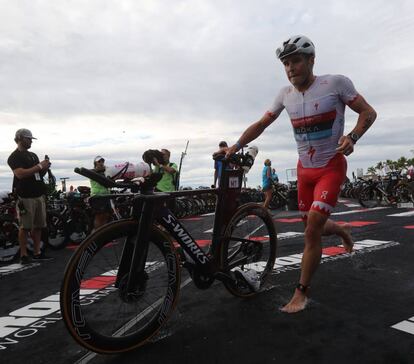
[347, 132, 359, 144]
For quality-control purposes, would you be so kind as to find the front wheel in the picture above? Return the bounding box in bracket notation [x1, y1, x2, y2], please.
[359, 186, 382, 208]
[220, 203, 277, 297]
[60, 219, 181, 354]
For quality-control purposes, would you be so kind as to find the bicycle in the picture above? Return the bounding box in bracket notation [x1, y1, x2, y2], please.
[269, 180, 288, 210]
[60, 149, 277, 354]
[0, 194, 19, 262]
[0, 194, 49, 261]
[358, 171, 413, 208]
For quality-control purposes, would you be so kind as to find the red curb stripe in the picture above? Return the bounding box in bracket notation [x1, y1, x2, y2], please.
[173, 239, 212, 248]
[336, 221, 379, 227]
[275, 218, 302, 223]
[196, 239, 211, 247]
[249, 236, 269, 241]
[81, 276, 116, 289]
[322, 246, 347, 256]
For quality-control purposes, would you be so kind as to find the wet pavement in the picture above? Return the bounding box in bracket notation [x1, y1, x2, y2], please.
[1, 199, 413, 364]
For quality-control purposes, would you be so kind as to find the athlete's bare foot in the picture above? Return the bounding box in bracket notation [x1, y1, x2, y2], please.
[341, 223, 354, 253]
[280, 290, 308, 313]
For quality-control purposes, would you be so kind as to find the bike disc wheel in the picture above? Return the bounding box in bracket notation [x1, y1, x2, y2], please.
[220, 203, 277, 297]
[60, 219, 181, 354]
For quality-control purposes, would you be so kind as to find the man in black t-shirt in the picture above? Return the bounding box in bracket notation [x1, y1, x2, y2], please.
[7, 129, 53, 264]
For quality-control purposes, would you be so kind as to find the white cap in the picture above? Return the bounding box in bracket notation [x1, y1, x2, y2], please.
[94, 156, 105, 163]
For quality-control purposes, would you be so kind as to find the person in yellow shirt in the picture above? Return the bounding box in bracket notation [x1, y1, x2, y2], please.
[153, 149, 178, 192]
[90, 156, 111, 229]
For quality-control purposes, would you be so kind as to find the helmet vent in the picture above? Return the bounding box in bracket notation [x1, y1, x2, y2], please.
[276, 35, 315, 60]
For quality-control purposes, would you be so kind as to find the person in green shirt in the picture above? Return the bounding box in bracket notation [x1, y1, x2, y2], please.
[90, 156, 111, 229]
[153, 149, 177, 192]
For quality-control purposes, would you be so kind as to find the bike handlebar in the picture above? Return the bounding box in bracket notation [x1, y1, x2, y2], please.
[74, 167, 162, 189]
[212, 151, 254, 169]
[74, 168, 117, 188]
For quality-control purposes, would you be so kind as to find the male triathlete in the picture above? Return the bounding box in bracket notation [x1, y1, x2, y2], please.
[225, 35, 377, 313]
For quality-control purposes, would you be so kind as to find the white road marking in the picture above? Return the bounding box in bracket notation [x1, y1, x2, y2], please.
[277, 232, 304, 240]
[331, 207, 389, 215]
[392, 316, 414, 335]
[0, 263, 41, 277]
[387, 210, 414, 217]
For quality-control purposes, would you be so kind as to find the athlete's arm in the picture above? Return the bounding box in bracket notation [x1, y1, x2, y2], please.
[225, 112, 278, 158]
[336, 95, 377, 156]
[347, 94, 377, 139]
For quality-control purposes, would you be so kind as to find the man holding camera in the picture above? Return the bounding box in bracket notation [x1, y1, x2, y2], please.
[7, 128, 53, 264]
[153, 149, 178, 192]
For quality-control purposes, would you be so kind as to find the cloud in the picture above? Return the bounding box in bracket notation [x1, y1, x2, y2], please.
[1, 0, 414, 192]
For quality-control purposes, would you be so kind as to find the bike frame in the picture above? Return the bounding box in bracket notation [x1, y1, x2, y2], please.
[115, 162, 244, 293]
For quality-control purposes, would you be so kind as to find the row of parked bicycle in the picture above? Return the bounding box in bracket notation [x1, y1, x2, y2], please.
[341, 170, 414, 208]
[4, 169, 411, 263]
[0, 191, 91, 262]
[0, 181, 299, 262]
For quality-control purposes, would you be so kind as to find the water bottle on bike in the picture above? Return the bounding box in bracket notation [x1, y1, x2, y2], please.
[105, 162, 151, 180]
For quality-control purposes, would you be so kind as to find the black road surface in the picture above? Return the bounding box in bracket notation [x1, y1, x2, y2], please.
[1, 199, 413, 364]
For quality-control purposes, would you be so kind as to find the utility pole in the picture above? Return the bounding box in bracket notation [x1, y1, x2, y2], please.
[175, 141, 189, 191]
[60, 177, 69, 192]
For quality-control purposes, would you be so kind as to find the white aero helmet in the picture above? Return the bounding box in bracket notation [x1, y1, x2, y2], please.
[276, 35, 315, 60]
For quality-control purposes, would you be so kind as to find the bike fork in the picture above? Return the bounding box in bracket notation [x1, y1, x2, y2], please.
[115, 199, 157, 295]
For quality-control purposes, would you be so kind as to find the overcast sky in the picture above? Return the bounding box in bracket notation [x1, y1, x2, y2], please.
[1, 0, 414, 192]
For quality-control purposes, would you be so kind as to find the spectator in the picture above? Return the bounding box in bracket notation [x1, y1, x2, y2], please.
[262, 159, 273, 208]
[90, 156, 112, 229]
[408, 165, 414, 180]
[7, 128, 53, 264]
[153, 149, 178, 192]
[213, 141, 228, 187]
[272, 168, 279, 183]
